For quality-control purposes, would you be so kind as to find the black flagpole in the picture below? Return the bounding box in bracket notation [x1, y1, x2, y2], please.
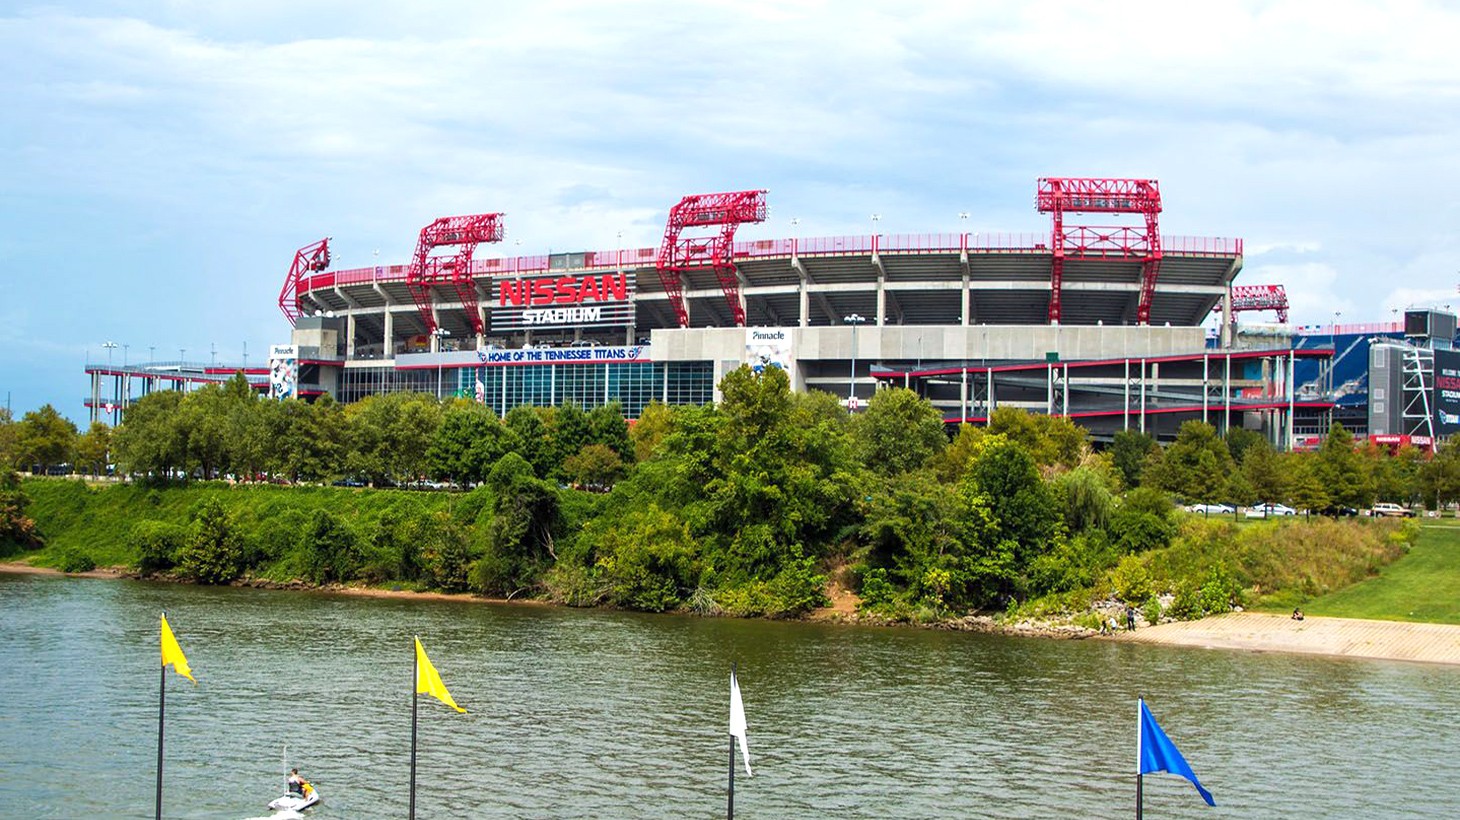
[1135, 696, 1143, 820]
[410, 638, 419, 820]
[727, 662, 736, 820]
[156, 645, 165, 820]
[1136, 772, 1143, 820]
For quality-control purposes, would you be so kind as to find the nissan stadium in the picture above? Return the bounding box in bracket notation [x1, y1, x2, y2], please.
[91, 176, 1450, 448]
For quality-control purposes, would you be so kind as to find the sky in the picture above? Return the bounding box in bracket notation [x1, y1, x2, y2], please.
[3, 0, 1459, 422]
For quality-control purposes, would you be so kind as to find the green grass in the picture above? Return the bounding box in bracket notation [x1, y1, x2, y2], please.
[1298, 522, 1460, 624]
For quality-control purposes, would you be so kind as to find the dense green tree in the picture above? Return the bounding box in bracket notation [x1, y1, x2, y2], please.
[587, 401, 633, 462]
[986, 407, 1087, 469]
[1144, 421, 1234, 502]
[1054, 465, 1116, 534]
[76, 421, 112, 477]
[176, 498, 245, 583]
[561, 443, 625, 491]
[1110, 429, 1156, 488]
[1421, 435, 1460, 509]
[552, 403, 593, 478]
[1368, 443, 1423, 506]
[0, 409, 20, 470]
[112, 391, 187, 480]
[964, 437, 1060, 567]
[17, 404, 78, 474]
[298, 509, 364, 583]
[1283, 452, 1330, 514]
[1223, 427, 1265, 465]
[1239, 439, 1286, 503]
[472, 452, 560, 595]
[504, 405, 555, 479]
[428, 401, 516, 485]
[852, 387, 947, 476]
[343, 392, 442, 484]
[629, 402, 674, 463]
[1315, 423, 1371, 509]
[592, 504, 699, 611]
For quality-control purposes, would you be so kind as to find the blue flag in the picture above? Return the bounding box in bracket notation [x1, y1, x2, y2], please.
[1139, 698, 1215, 807]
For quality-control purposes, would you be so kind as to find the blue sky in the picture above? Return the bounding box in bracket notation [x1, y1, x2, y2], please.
[4, 1, 1459, 421]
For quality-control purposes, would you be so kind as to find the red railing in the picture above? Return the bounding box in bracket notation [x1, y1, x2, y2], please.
[299, 233, 1243, 295]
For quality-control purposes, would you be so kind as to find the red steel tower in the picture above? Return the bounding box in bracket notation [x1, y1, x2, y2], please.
[655, 190, 768, 327]
[1214, 284, 1290, 323]
[1036, 178, 1163, 324]
[278, 238, 332, 325]
[405, 213, 505, 335]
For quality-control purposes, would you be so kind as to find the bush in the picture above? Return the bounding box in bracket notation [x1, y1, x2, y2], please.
[1109, 553, 1153, 602]
[132, 520, 188, 574]
[56, 549, 96, 573]
[297, 510, 364, 584]
[175, 499, 245, 584]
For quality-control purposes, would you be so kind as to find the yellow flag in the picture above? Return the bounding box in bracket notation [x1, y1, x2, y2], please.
[160, 614, 196, 684]
[415, 637, 465, 713]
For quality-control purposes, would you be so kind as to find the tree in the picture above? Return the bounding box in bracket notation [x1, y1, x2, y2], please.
[1422, 435, 1460, 509]
[1144, 421, 1233, 502]
[504, 405, 556, 479]
[587, 401, 634, 463]
[1283, 452, 1330, 514]
[75, 421, 112, 477]
[562, 443, 626, 491]
[429, 401, 516, 485]
[1110, 429, 1156, 488]
[986, 407, 1087, 469]
[630, 402, 674, 463]
[1315, 423, 1370, 509]
[1223, 427, 1265, 465]
[1239, 439, 1285, 503]
[298, 509, 364, 583]
[964, 437, 1060, 567]
[17, 404, 78, 474]
[176, 498, 245, 584]
[472, 452, 560, 595]
[852, 387, 947, 476]
[0, 408, 19, 470]
[112, 391, 186, 480]
[1053, 465, 1116, 533]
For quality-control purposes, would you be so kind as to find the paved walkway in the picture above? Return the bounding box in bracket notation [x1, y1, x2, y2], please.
[1111, 612, 1460, 665]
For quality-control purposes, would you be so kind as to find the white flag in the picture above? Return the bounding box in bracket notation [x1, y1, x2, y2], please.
[730, 669, 752, 777]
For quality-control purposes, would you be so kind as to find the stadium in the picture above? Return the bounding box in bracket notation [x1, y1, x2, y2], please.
[88, 176, 1455, 448]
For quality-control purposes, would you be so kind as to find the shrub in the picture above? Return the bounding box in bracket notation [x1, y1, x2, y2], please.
[56, 549, 96, 573]
[132, 520, 187, 574]
[1109, 553, 1153, 602]
[297, 510, 364, 584]
[176, 499, 245, 584]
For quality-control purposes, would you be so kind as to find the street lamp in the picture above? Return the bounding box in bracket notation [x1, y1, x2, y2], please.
[433, 327, 451, 398]
[102, 341, 118, 423]
[870, 214, 880, 233]
[845, 313, 866, 412]
[102, 341, 118, 369]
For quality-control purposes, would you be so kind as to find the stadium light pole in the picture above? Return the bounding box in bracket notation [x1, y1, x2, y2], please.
[845, 313, 865, 412]
[1331, 310, 1341, 394]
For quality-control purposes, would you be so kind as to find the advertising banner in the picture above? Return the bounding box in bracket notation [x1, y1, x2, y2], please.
[269, 344, 298, 400]
[746, 328, 793, 374]
[1434, 348, 1460, 436]
[491, 272, 635, 331]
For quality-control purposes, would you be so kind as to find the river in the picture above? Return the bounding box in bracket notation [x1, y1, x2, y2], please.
[1, 572, 1457, 818]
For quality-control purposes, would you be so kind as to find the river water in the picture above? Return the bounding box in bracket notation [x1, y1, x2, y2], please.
[1, 572, 1457, 818]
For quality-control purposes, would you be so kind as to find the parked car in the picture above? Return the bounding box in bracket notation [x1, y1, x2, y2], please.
[1319, 506, 1360, 518]
[1184, 503, 1235, 515]
[1369, 502, 1416, 518]
[1245, 502, 1297, 518]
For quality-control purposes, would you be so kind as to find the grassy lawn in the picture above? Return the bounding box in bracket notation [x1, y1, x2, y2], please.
[1301, 522, 1460, 624]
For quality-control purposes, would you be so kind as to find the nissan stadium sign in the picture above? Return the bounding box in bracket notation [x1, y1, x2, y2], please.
[491, 271, 635, 331]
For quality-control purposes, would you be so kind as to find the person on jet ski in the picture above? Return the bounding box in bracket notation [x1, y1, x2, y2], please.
[287, 768, 313, 798]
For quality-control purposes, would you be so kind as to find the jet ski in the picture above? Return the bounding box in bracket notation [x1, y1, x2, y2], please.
[267, 783, 321, 812]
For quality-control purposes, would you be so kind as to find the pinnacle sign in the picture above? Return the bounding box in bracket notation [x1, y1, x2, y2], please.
[492, 272, 635, 330]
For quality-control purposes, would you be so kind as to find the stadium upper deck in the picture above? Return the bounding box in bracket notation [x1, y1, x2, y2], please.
[292, 232, 1243, 352]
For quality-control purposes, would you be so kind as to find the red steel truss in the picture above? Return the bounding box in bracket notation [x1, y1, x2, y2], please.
[655, 190, 768, 327]
[405, 213, 505, 335]
[278, 238, 332, 325]
[1213, 283, 1289, 323]
[1036, 177, 1163, 324]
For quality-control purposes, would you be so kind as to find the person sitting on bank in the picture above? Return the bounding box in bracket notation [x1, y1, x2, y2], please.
[1291, 607, 1305, 621]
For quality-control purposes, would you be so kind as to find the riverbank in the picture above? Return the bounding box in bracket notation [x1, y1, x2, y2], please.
[9, 560, 1460, 665]
[1109, 611, 1460, 665]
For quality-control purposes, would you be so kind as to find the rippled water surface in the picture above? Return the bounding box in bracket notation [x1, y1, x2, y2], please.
[2, 572, 1458, 818]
